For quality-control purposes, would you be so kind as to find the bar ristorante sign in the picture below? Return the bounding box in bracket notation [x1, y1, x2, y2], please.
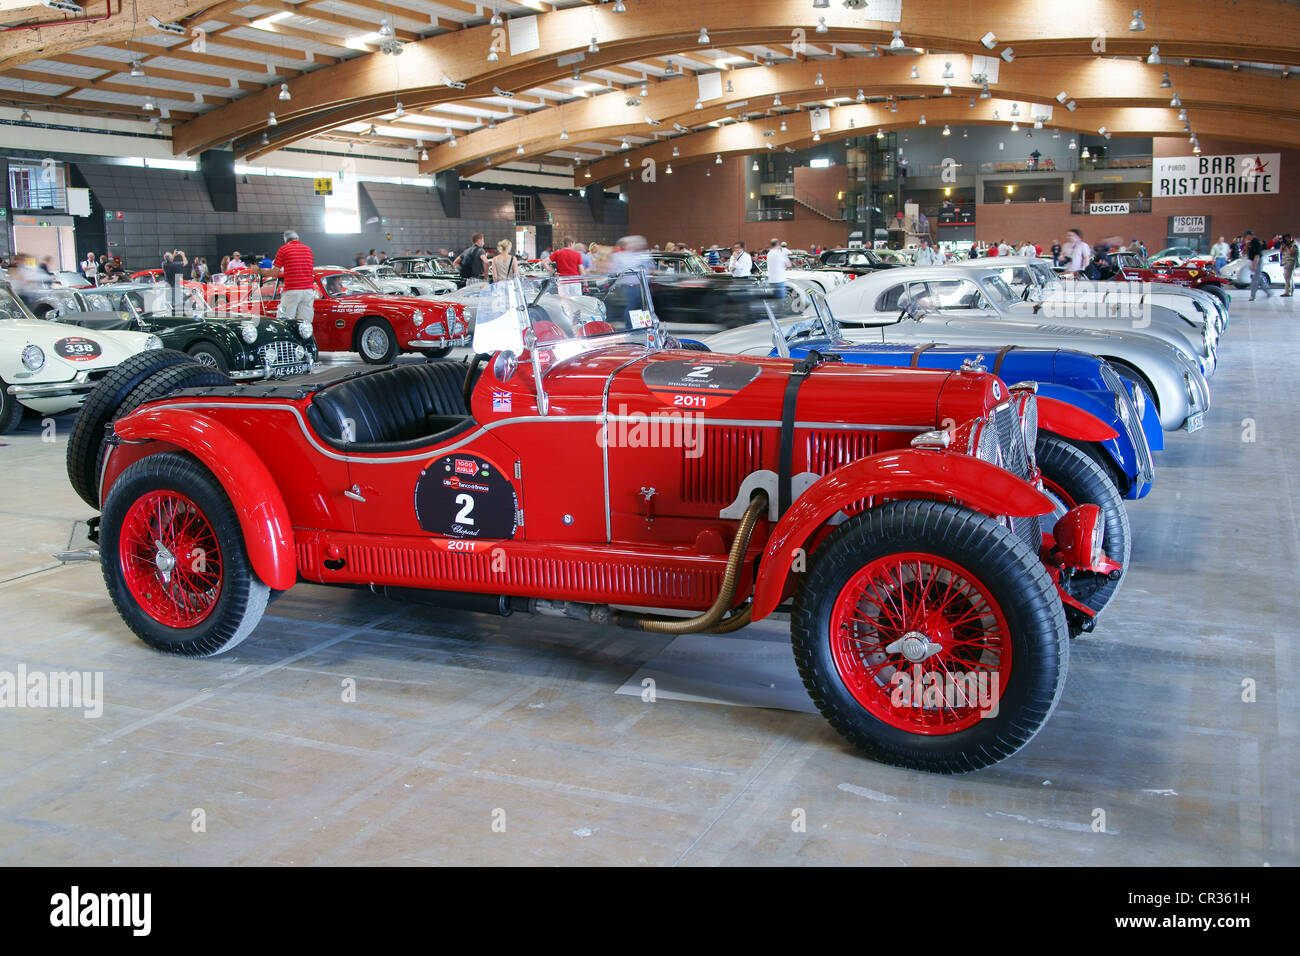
[1155, 153, 1280, 197]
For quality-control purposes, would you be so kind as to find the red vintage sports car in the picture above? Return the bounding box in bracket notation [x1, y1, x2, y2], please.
[1105, 251, 1231, 307]
[257, 268, 468, 362]
[70, 273, 1124, 773]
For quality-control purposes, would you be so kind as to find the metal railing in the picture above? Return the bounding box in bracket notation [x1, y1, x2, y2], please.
[746, 208, 795, 221]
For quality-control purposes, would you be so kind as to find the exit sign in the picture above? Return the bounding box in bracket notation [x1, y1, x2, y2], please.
[314, 178, 333, 195]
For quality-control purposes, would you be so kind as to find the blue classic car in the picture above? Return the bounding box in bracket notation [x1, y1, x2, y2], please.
[690, 296, 1161, 500]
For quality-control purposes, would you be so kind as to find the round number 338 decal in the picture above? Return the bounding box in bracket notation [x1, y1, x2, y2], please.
[414, 453, 517, 540]
[54, 336, 103, 361]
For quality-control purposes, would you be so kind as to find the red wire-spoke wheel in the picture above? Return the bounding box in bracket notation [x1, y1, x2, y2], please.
[829, 552, 1011, 735]
[101, 452, 269, 657]
[119, 490, 223, 628]
[790, 500, 1068, 772]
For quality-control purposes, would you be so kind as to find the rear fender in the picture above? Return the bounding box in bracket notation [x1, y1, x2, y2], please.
[108, 407, 296, 590]
[749, 449, 1055, 621]
[1035, 394, 1117, 442]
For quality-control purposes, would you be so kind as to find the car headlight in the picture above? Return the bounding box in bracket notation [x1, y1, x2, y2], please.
[1016, 391, 1038, 454]
[1127, 380, 1146, 419]
[297, 320, 313, 339]
[413, 309, 425, 327]
[144, 334, 164, 351]
[240, 322, 258, 344]
[21, 344, 44, 371]
[294, 344, 307, 360]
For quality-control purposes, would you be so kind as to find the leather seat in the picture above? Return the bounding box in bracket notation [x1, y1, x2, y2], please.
[307, 361, 475, 451]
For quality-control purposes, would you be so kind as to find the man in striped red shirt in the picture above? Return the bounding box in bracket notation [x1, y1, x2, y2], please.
[263, 230, 315, 324]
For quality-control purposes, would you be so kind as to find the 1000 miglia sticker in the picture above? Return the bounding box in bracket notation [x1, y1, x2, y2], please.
[641, 359, 761, 410]
[414, 453, 517, 540]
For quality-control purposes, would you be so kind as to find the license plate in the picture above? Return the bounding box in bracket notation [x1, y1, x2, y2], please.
[269, 363, 310, 378]
[1186, 411, 1204, 432]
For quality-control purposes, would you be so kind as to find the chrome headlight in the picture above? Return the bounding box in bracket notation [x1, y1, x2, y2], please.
[1016, 391, 1038, 454]
[297, 320, 313, 339]
[143, 334, 163, 351]
[412, 309, 425, 327]
[294, 344, 307, 360]
[1127, 380, 1146, 419]
[239, 322, 258, 344]
[21, 344, 44, 371]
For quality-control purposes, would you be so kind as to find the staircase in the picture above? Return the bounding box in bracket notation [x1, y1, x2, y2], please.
[793, 189, 847, 221]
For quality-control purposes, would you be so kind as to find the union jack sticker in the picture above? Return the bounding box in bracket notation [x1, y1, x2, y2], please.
[492, 390, 512, 412]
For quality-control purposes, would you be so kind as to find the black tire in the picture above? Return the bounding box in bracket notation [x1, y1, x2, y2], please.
[0, 378, 23, 434]
[186, 342, 229, 372]
[100, 451, 268, 656]
[1035, 434, 1131, 620]
[355, 317, 398, 364]
[65, 348, 194, 508]
[791, 499, 1068, 773]
[419, 346, 453, 359]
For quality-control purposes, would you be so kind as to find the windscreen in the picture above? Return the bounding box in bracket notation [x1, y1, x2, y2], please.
[320, 272, 379, 297]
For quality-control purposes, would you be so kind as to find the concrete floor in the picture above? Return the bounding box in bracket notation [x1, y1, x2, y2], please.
[0, 299, 1295, 866]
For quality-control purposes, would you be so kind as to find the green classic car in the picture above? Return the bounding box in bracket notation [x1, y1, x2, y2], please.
[37, 284, 316, 379]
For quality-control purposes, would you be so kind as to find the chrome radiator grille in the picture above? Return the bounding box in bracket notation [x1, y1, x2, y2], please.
[260, 339, 300, 368]
[1100, 363, 1154, 485]
[992, 402, 1030, 479]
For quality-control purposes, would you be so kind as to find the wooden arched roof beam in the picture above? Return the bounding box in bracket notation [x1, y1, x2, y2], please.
[434, 54, 1300, 175]
[581, 97, 1300, 185]
[174, 0, 1300, 158]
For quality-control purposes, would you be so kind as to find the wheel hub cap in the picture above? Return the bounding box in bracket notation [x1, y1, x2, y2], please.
[153, 539, 176, 584]
[890, 630, 943, 662]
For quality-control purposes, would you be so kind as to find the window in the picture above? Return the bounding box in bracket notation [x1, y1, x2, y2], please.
[809, 158, 831, 169]
[925, 280, 986, 310]
[876, 282, 928, 312]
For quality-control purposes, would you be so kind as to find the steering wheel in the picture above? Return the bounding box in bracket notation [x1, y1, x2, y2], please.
[464, 353, 489, 408]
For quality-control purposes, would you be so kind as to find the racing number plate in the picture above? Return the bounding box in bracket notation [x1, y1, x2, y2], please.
[1186, 411, 1204, 433]
[641, 358, 762, 410]
[270, 363, 311, 378]
[414, 453, 518, 539]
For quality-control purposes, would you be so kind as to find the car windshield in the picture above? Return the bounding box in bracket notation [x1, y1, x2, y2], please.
[472, 271, 661, 360]
[321, 272, 379, 297]
[979, 275, 1019, 307]
[0, 286, 35, 320]
[43, 289, 79, 310]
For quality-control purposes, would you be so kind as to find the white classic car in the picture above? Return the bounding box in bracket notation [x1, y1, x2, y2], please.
[352, 264, 458, 297]
[0, 283, 162, 431]
[1219, 249, 1286, 289]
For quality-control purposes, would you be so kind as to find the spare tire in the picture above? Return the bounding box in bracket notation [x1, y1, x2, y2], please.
[67, 353, 230, 509]
[66, 349, 194, 508]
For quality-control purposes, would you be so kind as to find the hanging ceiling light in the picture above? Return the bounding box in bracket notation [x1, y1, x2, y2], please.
[979, 84, 991, 99]
[779, 119, 787, 131]
[725, 78, 734, 93]
[814, 72, 824, 86]
[152, 118, 163, 134]
[1081, 145, 1091, 158]
[918, 114, 926, 125]
[672, 145, 679, 156]
[1010, 102, 1020, 117]
[378, 17, 394, 39]
[752, 159, 759, 170]
[909, 65, 919, 80]
[1171, 93, 1182, 106]
[698, 27, 710, 44]
[1178, 108, 1187, 121]
[876, 127, 884, 139]
[20, 108, 32, 122]
[763, 51, 775, 67]
[143, 94, 155, 111]
[640, 82, 648, 97]
[942, 83, 952, 95]
[394, 101, 405, 118]
[490, 9, 502, 26]
[962, 129, 968, 137]
[666, 163, 673, 173]
[856, 89, 865, 102]
[715, 153, 722, 164]
[620, 138, 629, 149]
[816, 17, 828, 33]
[695, 98, 703, 110]
[812, 0, 829, 7]
[1068, 138, 1076, 149]
[420, 147, 428, 160]
[588, 37, 599, 54]
[1033, 117, 1043, 129]
[889, 30, 905, 50]
[559, 127, 569, 140]
[889, 100, 898, 113]
[267, 111, 277, 126]
[942, 124, 951, 136]
[448, 129, 458, 146]
[664, 59, 676, 75]
[279, 83, 291, 101]
[813, 131, 821, 140]
[1129, 8, 1146, 30]
[773, 94, 781, 106]
[584, 167, 591, 178]
[1160, 72, 1172, 88]
[1147, 45, 1161, 64]
[613, 0, 626, 11]
[1009, 120, 1018, 132]
[487, 47, 498, 62]
[624, 156, 630, 167]
[129, 60, 144, 77]
[517, 144, 525, 154]
[942, 61, 955, 80]
[968, 97, 975, 108]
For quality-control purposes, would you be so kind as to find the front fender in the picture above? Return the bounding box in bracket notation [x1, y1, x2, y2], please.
[1035, 383, 1147, 499]
[110, 407, 297, 590]
[749, 449, 1055, 621]
[1035, 394, 1117, 442]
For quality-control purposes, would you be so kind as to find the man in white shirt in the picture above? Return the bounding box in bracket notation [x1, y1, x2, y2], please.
[727, 242, 753, 278]
[1066, 228, 1091, 273]
[765, 238, 790, 302]
[1018, 241, 1036, 257]
[997, 239, 1013, 257]
[914, 237, 941, 266]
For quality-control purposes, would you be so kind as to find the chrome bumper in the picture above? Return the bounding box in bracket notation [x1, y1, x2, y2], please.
[5, 378, 95, 398]
[407, 335, 471, 348]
